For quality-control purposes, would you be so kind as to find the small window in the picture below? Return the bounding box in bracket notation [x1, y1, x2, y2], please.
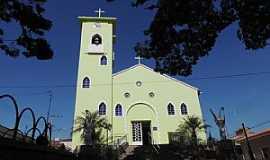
[99, 102, 106, 115]
[167, 103, 175, 115]
[181, 103, 188, 115]
[115, 104, 123, 116]
[149, 92, 155, 98]
[100, 56, 107, 65]
[82, 77, 90, 88]
[124, 92, 130, 98]
[91, 34, 102, 45]
[136, 81, 142, 87]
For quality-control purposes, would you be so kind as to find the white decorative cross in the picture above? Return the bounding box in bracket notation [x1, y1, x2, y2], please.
[135, 56, 144, 64]
[95, 8, 105, 18]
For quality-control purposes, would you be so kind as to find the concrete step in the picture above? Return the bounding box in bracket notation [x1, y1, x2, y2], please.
[120, 144, 212, 160]
[119, 145, 139, 160]
[120, 145, 156, 160]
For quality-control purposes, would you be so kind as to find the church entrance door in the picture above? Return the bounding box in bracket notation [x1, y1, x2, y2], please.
[131, 121, 143, 145]
[142, 121, 151, 145]
[131, 121, 152, 145]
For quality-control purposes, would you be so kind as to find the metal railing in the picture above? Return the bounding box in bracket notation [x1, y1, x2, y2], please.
[114, 134, 128, 147]
[148, 132, 160, 154]
[113, 134, 128, 154]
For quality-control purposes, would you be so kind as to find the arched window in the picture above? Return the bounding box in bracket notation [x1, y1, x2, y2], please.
[82, 77, 90, 88]
[115, 104, 123, 116]
[100, 56, 107, 65]
[99, 102, 106, 115]
[167, 103, 175, 115]
[91, 34, 102, 45]
[181, 103, 188, 115]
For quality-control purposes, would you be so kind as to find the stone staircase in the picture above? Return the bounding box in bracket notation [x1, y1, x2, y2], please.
[119, 145, 138, 160]
[120, 145, 156, 160]
[119, 144, 202, 160]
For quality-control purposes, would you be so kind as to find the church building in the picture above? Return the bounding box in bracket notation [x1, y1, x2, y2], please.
[72, 11, 206, 148]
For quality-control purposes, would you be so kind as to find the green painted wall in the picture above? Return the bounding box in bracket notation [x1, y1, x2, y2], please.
[72, 16, 206, 148]
[112, 65, 206, 144]
[72, 17, 116, 147]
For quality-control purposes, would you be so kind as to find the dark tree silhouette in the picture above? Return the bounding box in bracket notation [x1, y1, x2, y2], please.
[108, 0, 270, 76]
[0, 0, 53, 59]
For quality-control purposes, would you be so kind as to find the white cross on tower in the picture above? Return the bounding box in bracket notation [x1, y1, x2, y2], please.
[135, 56, 144, 64]
[95, 8, 105, 18]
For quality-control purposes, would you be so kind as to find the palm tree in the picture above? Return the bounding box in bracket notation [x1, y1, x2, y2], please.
[177, 115, 209, 146]
[103, 123, 112, 146]
[73, 110, 112, 146]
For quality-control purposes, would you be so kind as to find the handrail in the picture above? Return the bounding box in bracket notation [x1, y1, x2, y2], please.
[148, 132, 160, 154]
[114, 134, 128, 146]
[113, 134, 128, 155]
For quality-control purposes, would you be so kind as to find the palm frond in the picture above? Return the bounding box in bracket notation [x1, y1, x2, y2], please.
[73, 110, 111, 146]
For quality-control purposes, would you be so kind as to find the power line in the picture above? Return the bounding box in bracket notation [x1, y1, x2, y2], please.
[250, 120, 270, 129]
[2, 39, 16, 42]
[227, 120, 270, 138]
[0, 84, 75, 89]
[5, 91, 52, 97]
[188, 71, 270, 80]
[0, 70, 270, 89]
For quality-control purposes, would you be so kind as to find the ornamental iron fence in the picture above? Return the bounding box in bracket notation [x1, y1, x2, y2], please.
[0, 94, 52, 143]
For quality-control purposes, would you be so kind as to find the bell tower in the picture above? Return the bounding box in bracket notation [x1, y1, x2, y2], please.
[72, 9, 117, 147]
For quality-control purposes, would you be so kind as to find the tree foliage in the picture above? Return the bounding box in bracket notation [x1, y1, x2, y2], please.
[0, 0, 53, 59]
[177, 115, 209, 146]
[73, 110, 112, 146]
[108, 0, 270, 76]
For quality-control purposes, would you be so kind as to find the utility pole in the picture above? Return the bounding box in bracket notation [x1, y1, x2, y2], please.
[50, 114, 63, 142]
[46, 90, 53, 141]
[242, 123, 255, 160]
[46, 90, 53, 122]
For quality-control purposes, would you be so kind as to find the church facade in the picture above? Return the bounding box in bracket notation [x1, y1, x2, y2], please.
[72, 15, 206, 148]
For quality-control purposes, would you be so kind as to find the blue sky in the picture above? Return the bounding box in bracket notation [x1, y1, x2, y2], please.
[0, 0, 270, 139]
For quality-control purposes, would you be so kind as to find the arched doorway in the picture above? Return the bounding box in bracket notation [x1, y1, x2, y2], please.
[126, 103, 158, 145]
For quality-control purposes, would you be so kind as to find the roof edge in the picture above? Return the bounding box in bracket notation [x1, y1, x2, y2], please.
[78, 16, 117, 22]
[113, 64, 199, 91]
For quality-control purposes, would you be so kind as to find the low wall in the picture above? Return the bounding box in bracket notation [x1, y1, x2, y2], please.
[0, 138, 75, 160]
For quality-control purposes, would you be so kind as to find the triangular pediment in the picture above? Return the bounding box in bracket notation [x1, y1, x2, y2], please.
[113, 64, 199, 91]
